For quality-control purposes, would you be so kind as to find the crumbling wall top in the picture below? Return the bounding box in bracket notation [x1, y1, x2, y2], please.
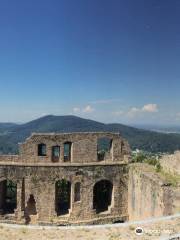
[0, 132, 131, 165]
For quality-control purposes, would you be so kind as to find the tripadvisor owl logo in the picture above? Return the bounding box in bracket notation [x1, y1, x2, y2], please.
[135, 227, 144, 235]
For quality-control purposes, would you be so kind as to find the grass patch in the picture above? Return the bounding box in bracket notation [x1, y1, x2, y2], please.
[159, 170, 180, 187]
[21, 228, 27, 234]
[129, 225, 135, 231]
[132, 151, 162, 171]
[132, 151, 180, 187]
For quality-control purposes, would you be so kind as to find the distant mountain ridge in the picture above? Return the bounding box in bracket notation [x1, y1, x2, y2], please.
[0, 115, 180, 154]
[133, 124, 180, 134]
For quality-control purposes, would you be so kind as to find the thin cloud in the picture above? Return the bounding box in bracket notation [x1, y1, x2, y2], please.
[175, 112, 180, 120]
[73, 107, 81, 113]
[73, 105, 95, 114]
[127, 107, 141, 118]
[112, 110, 124, 116]
[90, 99, 121, 104]
[82, 105, 94, 113]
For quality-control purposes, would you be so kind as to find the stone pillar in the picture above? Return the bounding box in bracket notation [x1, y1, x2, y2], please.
[85, 181, 96, 219]
[70, 182, 74, 214]
[60, 146, 64, 163]
[111, 179, 124, 215]
[15, 180, 24, 220]
[112, 138, 125, 162]
[49, 183, 57, 218]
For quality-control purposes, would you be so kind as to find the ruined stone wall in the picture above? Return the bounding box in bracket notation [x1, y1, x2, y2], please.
[172, 188, 180, 214]
[128, 163, 178, 221]
[0, 131, 178, 225]
[0, 155, 19, 163]
[19, 132, 130, 164]
[160, 151, 180, 175]
[0, 164, 129, 224]
[0, 132, 131, 225]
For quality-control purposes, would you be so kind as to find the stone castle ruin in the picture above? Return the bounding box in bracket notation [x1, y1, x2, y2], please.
[0, 132, 131, 225]
[0, 132, 179, 225]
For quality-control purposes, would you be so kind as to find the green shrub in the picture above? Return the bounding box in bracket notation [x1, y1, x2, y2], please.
[155, 162, 161, 172]
[133, 152, 146, 163]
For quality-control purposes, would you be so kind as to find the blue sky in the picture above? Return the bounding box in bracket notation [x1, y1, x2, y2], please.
[0, 0, 180, 124]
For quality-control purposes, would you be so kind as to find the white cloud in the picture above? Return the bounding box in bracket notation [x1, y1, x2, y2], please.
[73, 105, 95, 114]
[127, 104, 159, 118]
[142, 104, 158, 113]
[82, 105, 94, 113]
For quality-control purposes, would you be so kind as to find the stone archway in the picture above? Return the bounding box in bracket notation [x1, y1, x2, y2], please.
[93, 180, 113, 213]
[25, 194, 37, 224]
[55, 179, 71, 216]
[0, 180, 17, 214]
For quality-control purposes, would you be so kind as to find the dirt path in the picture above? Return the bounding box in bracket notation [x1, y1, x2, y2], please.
[0, 214, 179, 240]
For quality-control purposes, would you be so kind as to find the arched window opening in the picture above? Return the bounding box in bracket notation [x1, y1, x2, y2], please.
[38, 143, 46, 156]
[55, 179, 71, 216]
[52, 146, 60, 162]
[64, 142, 72, 162]
[25, 194, 37, 224]
[26, 194, 37, 215]
[0, 180, 17, 214]
[93, 180, 113, 214]
[97, 138, 112, 161]
[74, 182, 81, 202]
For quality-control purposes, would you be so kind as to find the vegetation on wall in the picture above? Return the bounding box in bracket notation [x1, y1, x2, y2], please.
[132, 151, 162, 172]
[132, 151, 180, 187]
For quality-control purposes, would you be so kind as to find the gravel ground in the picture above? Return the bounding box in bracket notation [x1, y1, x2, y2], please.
[0, 216, 179, 240]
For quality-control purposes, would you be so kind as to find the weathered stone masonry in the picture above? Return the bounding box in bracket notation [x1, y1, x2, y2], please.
[128, 163, 179, 221]
[0, 132, 131, 225]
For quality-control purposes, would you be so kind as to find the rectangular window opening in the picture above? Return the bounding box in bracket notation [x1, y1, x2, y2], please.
[64, 142, 72, 162]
